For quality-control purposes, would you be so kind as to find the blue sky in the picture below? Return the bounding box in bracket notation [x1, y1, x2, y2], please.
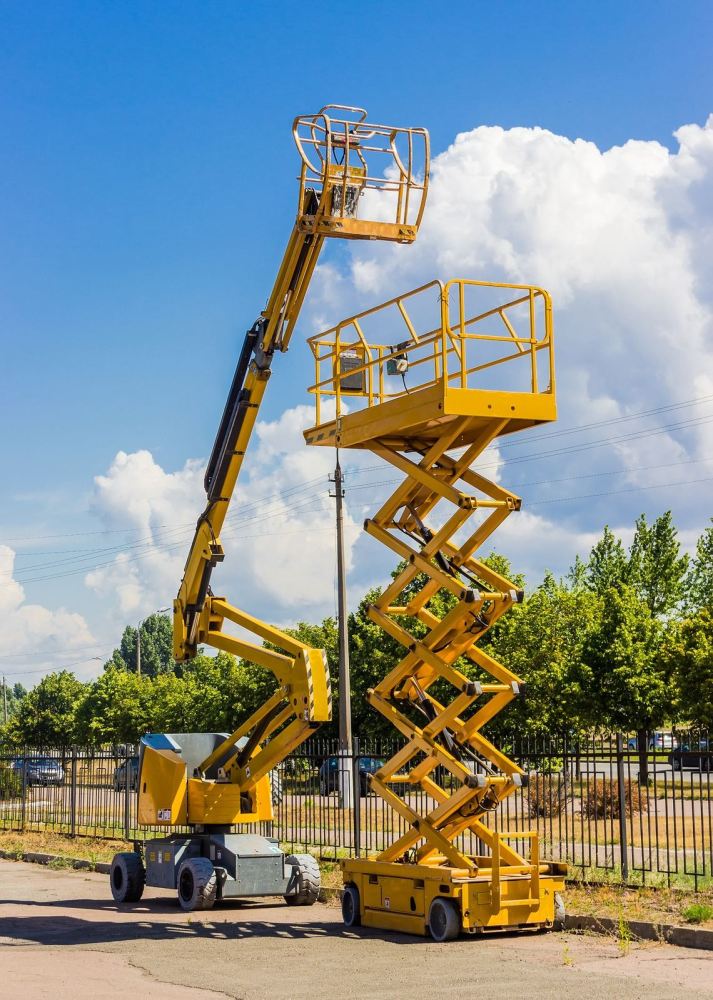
[1, 1, 712, 684]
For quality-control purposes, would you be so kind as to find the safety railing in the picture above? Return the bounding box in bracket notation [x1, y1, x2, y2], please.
[293, 105, 429, 234]
[307, 279, 554, 428]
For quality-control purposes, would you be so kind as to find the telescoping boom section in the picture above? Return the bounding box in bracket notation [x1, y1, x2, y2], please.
[304, 279, 567, 939]
[137, 107, 430, 832]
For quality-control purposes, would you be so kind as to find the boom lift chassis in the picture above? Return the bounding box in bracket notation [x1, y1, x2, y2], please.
[304, 279, 567, 938]
[109, 107, 430, 911]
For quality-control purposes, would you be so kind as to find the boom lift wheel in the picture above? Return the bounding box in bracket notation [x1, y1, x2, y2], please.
[177, 857, 217, 912]
[110, 851, 145, 904]
[341, 884, 361, 927]
[284, 853, 320, 905]
[428, 898, 461, 943]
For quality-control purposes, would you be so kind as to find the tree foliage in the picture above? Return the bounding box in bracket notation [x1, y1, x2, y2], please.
[581, 584, 669, 732]
[488, 572, 600, 735]
[685, 520, 713, 614]
[663, 609, 713, 729]
[586, 525, 628, 595]
[6, 671, 88, 746]
[104, 613, 175, 677]
[628, 511, 688, 617]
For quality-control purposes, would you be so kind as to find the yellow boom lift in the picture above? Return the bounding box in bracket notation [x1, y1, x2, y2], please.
[108, 106, 429, 911]
[304, 278, 567, 939]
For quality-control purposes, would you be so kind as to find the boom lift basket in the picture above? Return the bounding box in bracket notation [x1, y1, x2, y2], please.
[293, 105, 429, 243]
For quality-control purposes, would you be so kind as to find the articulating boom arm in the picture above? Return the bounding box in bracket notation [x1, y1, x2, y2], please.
[171, 107, 429, 800]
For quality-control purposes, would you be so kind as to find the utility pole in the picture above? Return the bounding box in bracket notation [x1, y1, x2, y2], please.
[2, 676, 7, 725]
[330, 450, 353, 808]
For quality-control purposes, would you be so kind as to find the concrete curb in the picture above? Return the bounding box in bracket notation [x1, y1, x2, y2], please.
[0, 848, 111, 874]
[564, 913, 713, 951]
[2, 851, 712, 950]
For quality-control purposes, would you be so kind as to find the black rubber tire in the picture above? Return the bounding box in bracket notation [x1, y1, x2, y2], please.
[554, 892, 566, 930]
[342, 884, 361, 927]
[177, 857, 217, 912]
[110, 851, 145, 903]
[671, 758, 681, 772]
[428, 897, 461, 942]
[284, 853, 320, 906]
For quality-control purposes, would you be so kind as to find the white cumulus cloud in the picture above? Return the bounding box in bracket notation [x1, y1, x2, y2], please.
[303, 116, 713, 572]
[84, 405, 375, 628]
[0, 545, 96, 686]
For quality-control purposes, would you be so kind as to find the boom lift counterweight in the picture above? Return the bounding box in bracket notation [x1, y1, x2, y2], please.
[109, 106, 430, 911]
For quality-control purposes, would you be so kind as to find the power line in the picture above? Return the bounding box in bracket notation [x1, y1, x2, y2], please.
[528, 474, 713, 508]
[0, 642, 105, 661]
[496, 392, 713, 451]
[1, 655, 106, 677]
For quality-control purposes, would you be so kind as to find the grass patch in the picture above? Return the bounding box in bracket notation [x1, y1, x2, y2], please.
[0, 829, 129, 865]
[566, 881, 713, 928]
[682, 903, 713, 924]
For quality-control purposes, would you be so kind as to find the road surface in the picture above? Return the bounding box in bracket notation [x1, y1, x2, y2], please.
[1, 860, 712, 999]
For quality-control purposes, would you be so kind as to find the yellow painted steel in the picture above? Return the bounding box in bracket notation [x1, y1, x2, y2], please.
[140, 107, 430, 830]
[305, 277, 566, 936]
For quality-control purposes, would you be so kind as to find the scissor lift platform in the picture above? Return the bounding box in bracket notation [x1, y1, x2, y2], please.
[305, 278, 566, 940]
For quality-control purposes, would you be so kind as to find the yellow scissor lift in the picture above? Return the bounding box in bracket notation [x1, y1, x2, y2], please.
[304, 279, 567, 939]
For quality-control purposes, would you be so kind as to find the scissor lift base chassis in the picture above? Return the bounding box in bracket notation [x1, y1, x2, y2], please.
[342, 857, 565, 937]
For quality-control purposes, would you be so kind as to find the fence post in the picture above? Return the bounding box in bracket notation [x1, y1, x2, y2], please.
[20, 754, 27, 832]
[615, 732, 629, 883]
[352, 736, 361, 858]
[123, 747, 131, 842]
[70, 746, 77, 838]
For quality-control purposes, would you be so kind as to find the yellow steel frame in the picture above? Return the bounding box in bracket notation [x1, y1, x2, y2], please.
[140, 107, 430, 830]
[305, 278, 566, 934]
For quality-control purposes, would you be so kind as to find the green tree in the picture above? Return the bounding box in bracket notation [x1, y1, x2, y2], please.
[488, 572, 600, 735]
[75, 666, 152, 744]
[663, 609, 713, 729]
[628, 511, 688, 617]
[8, 671, 87, 746]
[586, 525, 628, 595]
[685, 520, 713, 614]
[581, 584, 671, 781]
[1, 681, 27, 726]
[104, 613, 175, 677]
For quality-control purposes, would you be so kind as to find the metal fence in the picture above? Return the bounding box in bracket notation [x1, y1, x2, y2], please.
[1, 732, 711, 890]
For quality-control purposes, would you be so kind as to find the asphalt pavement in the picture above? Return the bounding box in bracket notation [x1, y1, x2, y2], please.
[2, 860, 713, 999]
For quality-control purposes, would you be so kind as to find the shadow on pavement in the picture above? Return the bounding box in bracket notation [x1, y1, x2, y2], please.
[0, 897, 549, 949]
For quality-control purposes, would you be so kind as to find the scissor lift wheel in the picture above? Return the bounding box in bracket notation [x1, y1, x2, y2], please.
[342, 884, 362, 927]
[428, 898, 461, 942]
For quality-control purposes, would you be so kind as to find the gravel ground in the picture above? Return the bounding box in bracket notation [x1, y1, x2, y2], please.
[1, 860, 712, 1000]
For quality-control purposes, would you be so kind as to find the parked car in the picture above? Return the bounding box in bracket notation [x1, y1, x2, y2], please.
[669, 740, 711, 772]
[12, 756, 65, 787]
[319, 755, 385, 797]
[112, 757, 139, 792]
[627, 733, 678, 751]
